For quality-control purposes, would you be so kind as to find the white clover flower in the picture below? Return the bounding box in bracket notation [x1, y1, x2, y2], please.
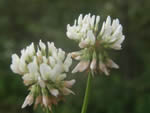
[98, 16, 125, 50]
[10, 40, 75, 111]
[67, 14, 125, 75]
[67, 13, 100, 48]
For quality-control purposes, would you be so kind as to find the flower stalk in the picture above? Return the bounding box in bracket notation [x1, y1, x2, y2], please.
[81, 72, 92, 113]
[46, 108, 52, 113]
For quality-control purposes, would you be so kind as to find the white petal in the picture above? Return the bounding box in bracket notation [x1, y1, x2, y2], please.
[99, 22, 105, 36]
[52, 62, 63, 76]
[72, 61, 89, 73]
[91, 15, 95, 28]
[78, 14, 83, 25]
[58, 48, 65, 61]
[64, 79, 76, 88]
[19, 58, 27, 73]
[50, 89, 59, 97]
[87, 30, 95, 45]
[22, 73, 33, 81]
[105, 16, 111, 27]
[106, 59, 119, 69]
[79, 40, 88, 48]
[28, 57, 38, 74]
[74, 56, 81, 60]
[90, 58, 96, 70]
[71, 51, 81, 58]
[48, 42, 57, 56]
[42, 56, 48, 64]
[96, 16, 100, 26]
[74, 19, 77, 26]
[112, 19, 119, 31]
[48, 56, 56, 67]
[26, 42, 35, 57]
[95, 16, 100, 31]
[113, 25, 122, 37]
[62, 88, 75, 95]
[10, 54, 21, 74]
[56, 73, 66, 81]
[22, 94, 34, 108]
[99, 61, 109, 76]
[40, 63, 52, 80]
[38, 76, 46, 88]
[64, 53, 72, 72]
[39, 40, 46, 50]
[37, 49, 42, 58]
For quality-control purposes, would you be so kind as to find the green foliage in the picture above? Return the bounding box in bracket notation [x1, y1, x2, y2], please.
[0, 0, 150, 113]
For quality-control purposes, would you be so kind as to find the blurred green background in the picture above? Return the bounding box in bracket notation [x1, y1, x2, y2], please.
[0, 0, 150, 113]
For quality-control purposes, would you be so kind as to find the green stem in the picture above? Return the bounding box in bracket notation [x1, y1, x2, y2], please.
[45, 108, 52, 113]
[81, 72, 92, 113]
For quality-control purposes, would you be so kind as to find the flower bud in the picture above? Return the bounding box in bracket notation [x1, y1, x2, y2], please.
[62, 87, 75, 95]
[72, 61, 89, 73]
[71, 52, 81, 58]
[90, 51, 97, 71]
[22, 94, 34, 109]
[50, 89, 59, 97]
[106, 59, 119, 69]
[79, 40, 88, 48]
[99, 61, 109, 76]
[64, 53, 72, 72]
[64, 79, 76, 88]
[90, 58, 96, 71]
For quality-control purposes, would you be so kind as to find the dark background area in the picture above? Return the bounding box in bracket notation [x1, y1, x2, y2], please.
[0, 0, 150, 113]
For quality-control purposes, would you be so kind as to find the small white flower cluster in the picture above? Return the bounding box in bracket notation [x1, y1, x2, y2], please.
[10, 40, 75, 110]
[67, 13, 124, 50]
[98, 16, 125, 50]
[67, 14, 100, 48]
[67, 14, 125, 75]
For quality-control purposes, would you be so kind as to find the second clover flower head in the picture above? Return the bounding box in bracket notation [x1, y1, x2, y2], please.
[10, 40, 75, 111]
[66, 13, 125, 75]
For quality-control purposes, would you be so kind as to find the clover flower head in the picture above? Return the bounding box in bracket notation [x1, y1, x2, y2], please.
[10, 40, 75, 111]
[66, 14, 125, 75]
[67, 13, 100, 48]
[99, 16, 125, 50]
